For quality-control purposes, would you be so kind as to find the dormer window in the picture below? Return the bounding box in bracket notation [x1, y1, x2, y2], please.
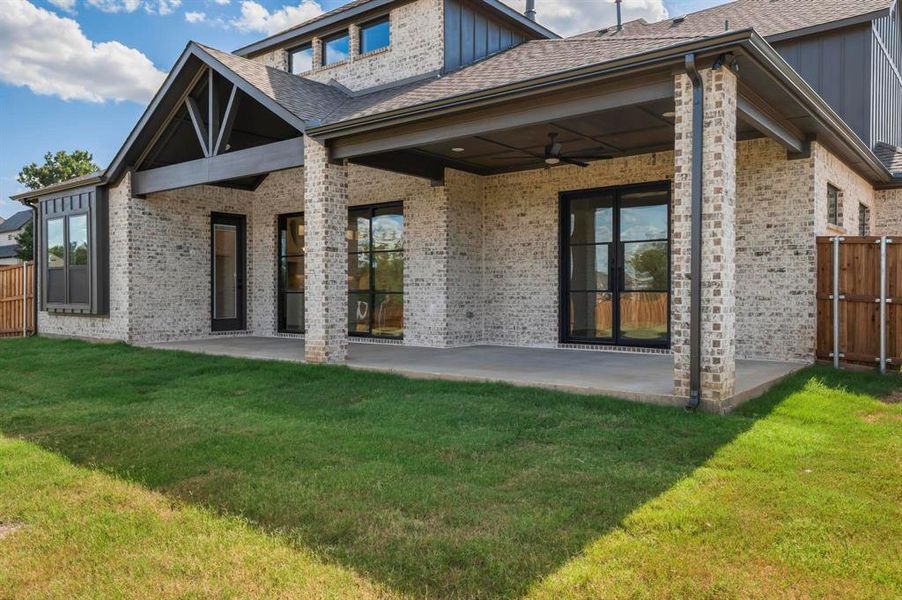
[323, 30, 350, 65]
[289, 43, 313, 74]
[359, 16, 390, 54]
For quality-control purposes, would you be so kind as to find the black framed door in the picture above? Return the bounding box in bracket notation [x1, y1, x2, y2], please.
[211, 213, 246, 332]
[347, 202, 404, 339]
[277, 213, 305, 333]
[560, 182, 670, 348]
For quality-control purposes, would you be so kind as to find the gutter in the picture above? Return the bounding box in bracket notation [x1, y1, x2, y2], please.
[685, 53, 703, 411]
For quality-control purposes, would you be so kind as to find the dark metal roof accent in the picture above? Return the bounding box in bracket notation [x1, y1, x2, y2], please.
[10, 172, 104, 203]
[233, 0, 558, 58]
[0, 210, 32, 233]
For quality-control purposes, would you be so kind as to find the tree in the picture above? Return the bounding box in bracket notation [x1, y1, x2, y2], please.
[17, 150, 99, 191]
[15, 221, 33, 262]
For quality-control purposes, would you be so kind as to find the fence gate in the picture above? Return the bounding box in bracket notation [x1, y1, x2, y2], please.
[816, 236, 900, 370]
[0, 262, 34, 338]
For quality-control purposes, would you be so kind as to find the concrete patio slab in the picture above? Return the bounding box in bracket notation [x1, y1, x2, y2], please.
[144, 337, 805, 410]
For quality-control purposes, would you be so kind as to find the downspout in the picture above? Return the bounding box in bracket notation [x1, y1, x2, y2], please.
[685, 53, 703, 410]
[24, 200, 39, 336]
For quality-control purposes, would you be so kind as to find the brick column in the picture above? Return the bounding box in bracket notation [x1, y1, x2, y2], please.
[672, 66, 738, 409]
[304, 135, 348, 364]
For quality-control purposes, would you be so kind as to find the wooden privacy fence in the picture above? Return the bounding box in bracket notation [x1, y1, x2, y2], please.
[0, 262, 34, 338]
[816, 236, 900, 370]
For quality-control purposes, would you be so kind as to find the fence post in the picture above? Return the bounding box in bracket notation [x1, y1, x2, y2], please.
[879, 237, 889, 374]
[832, 236, 843, 369]
[22, 262, 27, 337]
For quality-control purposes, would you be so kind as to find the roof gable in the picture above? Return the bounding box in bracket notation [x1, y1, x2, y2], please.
[0, 210, 32, 233]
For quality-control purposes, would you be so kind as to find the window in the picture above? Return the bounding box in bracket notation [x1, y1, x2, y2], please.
[859, 203, 871, 236]
[827, 184, 841, 227]
[288, 43, 313, 74]
[278, 213, 305, 333]
[40, 185, 108, 315]
[348, 203, 403, 338]
[45, 213, 89, 305]
[359, 16, 390, 54]
[323, 31, 350, 65]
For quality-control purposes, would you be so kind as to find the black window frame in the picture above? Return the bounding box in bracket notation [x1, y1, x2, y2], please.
[288, 42, 314, 74]
[322, 29, 351, 66]
[39, 184, 108, 315]
[827, 184, 841, 227]
[277, 212, 305, 334]
[559, 181, 671, 349]
[347, 201, 404, 340]
[358, 15, 391, 54]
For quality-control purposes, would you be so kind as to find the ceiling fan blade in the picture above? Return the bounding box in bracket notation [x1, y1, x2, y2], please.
[560, 157, 589, 168]
[550, 142, 562, 156]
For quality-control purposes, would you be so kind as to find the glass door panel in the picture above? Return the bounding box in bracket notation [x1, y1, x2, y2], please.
[562, 185, 669, 347]
[211, 214, 246, 332]
[348, 203, 404, 338]
[278, 214, 305, 333]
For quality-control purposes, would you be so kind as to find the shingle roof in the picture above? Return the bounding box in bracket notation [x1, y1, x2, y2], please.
[576, 0, 894, 40]
[199, 44, 351, 123]
[322, 36, 704, 123]
[0, 210, 32, 234]
[0, 245, 20, 259]
[875, 142, 902, 175]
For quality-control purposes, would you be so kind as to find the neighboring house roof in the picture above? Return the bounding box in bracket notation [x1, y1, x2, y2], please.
[577, 0, 894, 41]
[0, 244, 20, 259]
[875, 142, 902, 175]
[0, 210, 32, 234]
[234, 0, 558, 57]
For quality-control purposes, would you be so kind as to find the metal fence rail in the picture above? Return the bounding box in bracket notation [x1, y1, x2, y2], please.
[816, 236, 899, 371]
[0, 262, 34, 338]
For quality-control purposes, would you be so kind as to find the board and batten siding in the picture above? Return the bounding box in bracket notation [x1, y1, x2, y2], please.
[443, 0, 526, 72]
[774, 24, 873, 146]
[871, 7, 902, 148]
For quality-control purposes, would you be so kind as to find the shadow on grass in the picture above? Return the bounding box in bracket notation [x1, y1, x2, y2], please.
[3, 338, 886, 598]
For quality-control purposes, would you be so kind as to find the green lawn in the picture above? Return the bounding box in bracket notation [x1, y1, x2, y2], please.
[0, 337, 900, 599]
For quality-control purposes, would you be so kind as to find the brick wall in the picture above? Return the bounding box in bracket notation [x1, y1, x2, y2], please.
[876, 188, 902, 233]
[252, 0, 444, 92]
[813, 142, 876, 235]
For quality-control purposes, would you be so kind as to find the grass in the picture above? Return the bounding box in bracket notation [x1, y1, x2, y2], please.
[0, 337, 900, 599]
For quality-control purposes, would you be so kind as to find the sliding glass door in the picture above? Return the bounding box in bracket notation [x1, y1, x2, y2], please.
[561, 184, 670, 347]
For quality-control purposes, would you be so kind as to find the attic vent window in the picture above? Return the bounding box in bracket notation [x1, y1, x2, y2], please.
[359, 16, 390, 54]
[289, 43, 313, 74]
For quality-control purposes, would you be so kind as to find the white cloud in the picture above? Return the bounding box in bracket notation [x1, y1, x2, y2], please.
[0, 0, 166, 103]
[231, 0, 323, 35]
[211, 0, 230, 4]
[501, 0, 669, 37]
[185, 9, 205, 22]
[148, 0, 181, 15]
[87, 0, 142, 12]
[47, 0, 77, 11]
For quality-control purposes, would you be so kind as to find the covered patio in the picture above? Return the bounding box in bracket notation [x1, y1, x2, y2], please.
[144, 336, 801, 409]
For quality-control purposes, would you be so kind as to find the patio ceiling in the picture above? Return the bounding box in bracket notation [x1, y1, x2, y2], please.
[349, 95, 770, 178]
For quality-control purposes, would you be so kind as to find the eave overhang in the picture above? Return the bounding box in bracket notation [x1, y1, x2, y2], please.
[308, 29, 895, 185]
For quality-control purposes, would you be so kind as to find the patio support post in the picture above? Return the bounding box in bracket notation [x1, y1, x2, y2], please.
[304, 135, 349, 364]
[672, 64, 738, 411]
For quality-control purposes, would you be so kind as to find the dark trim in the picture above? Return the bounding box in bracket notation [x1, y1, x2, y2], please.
[133, 137, 304, 196]
[558, 180, 672, 350]
[736, 94, 805, 153]
[210, 212, 247, 332]
[358, 14, 391, 54]
[287, 42, 313, 75]
[686, 52, 703, 410]
[322, 29, 352, 67]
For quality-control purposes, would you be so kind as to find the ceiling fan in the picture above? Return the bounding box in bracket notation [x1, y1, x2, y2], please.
[490, 132, 614, 168]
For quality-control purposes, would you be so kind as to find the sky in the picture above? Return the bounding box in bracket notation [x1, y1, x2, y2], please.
[0, 0, 730, 218]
